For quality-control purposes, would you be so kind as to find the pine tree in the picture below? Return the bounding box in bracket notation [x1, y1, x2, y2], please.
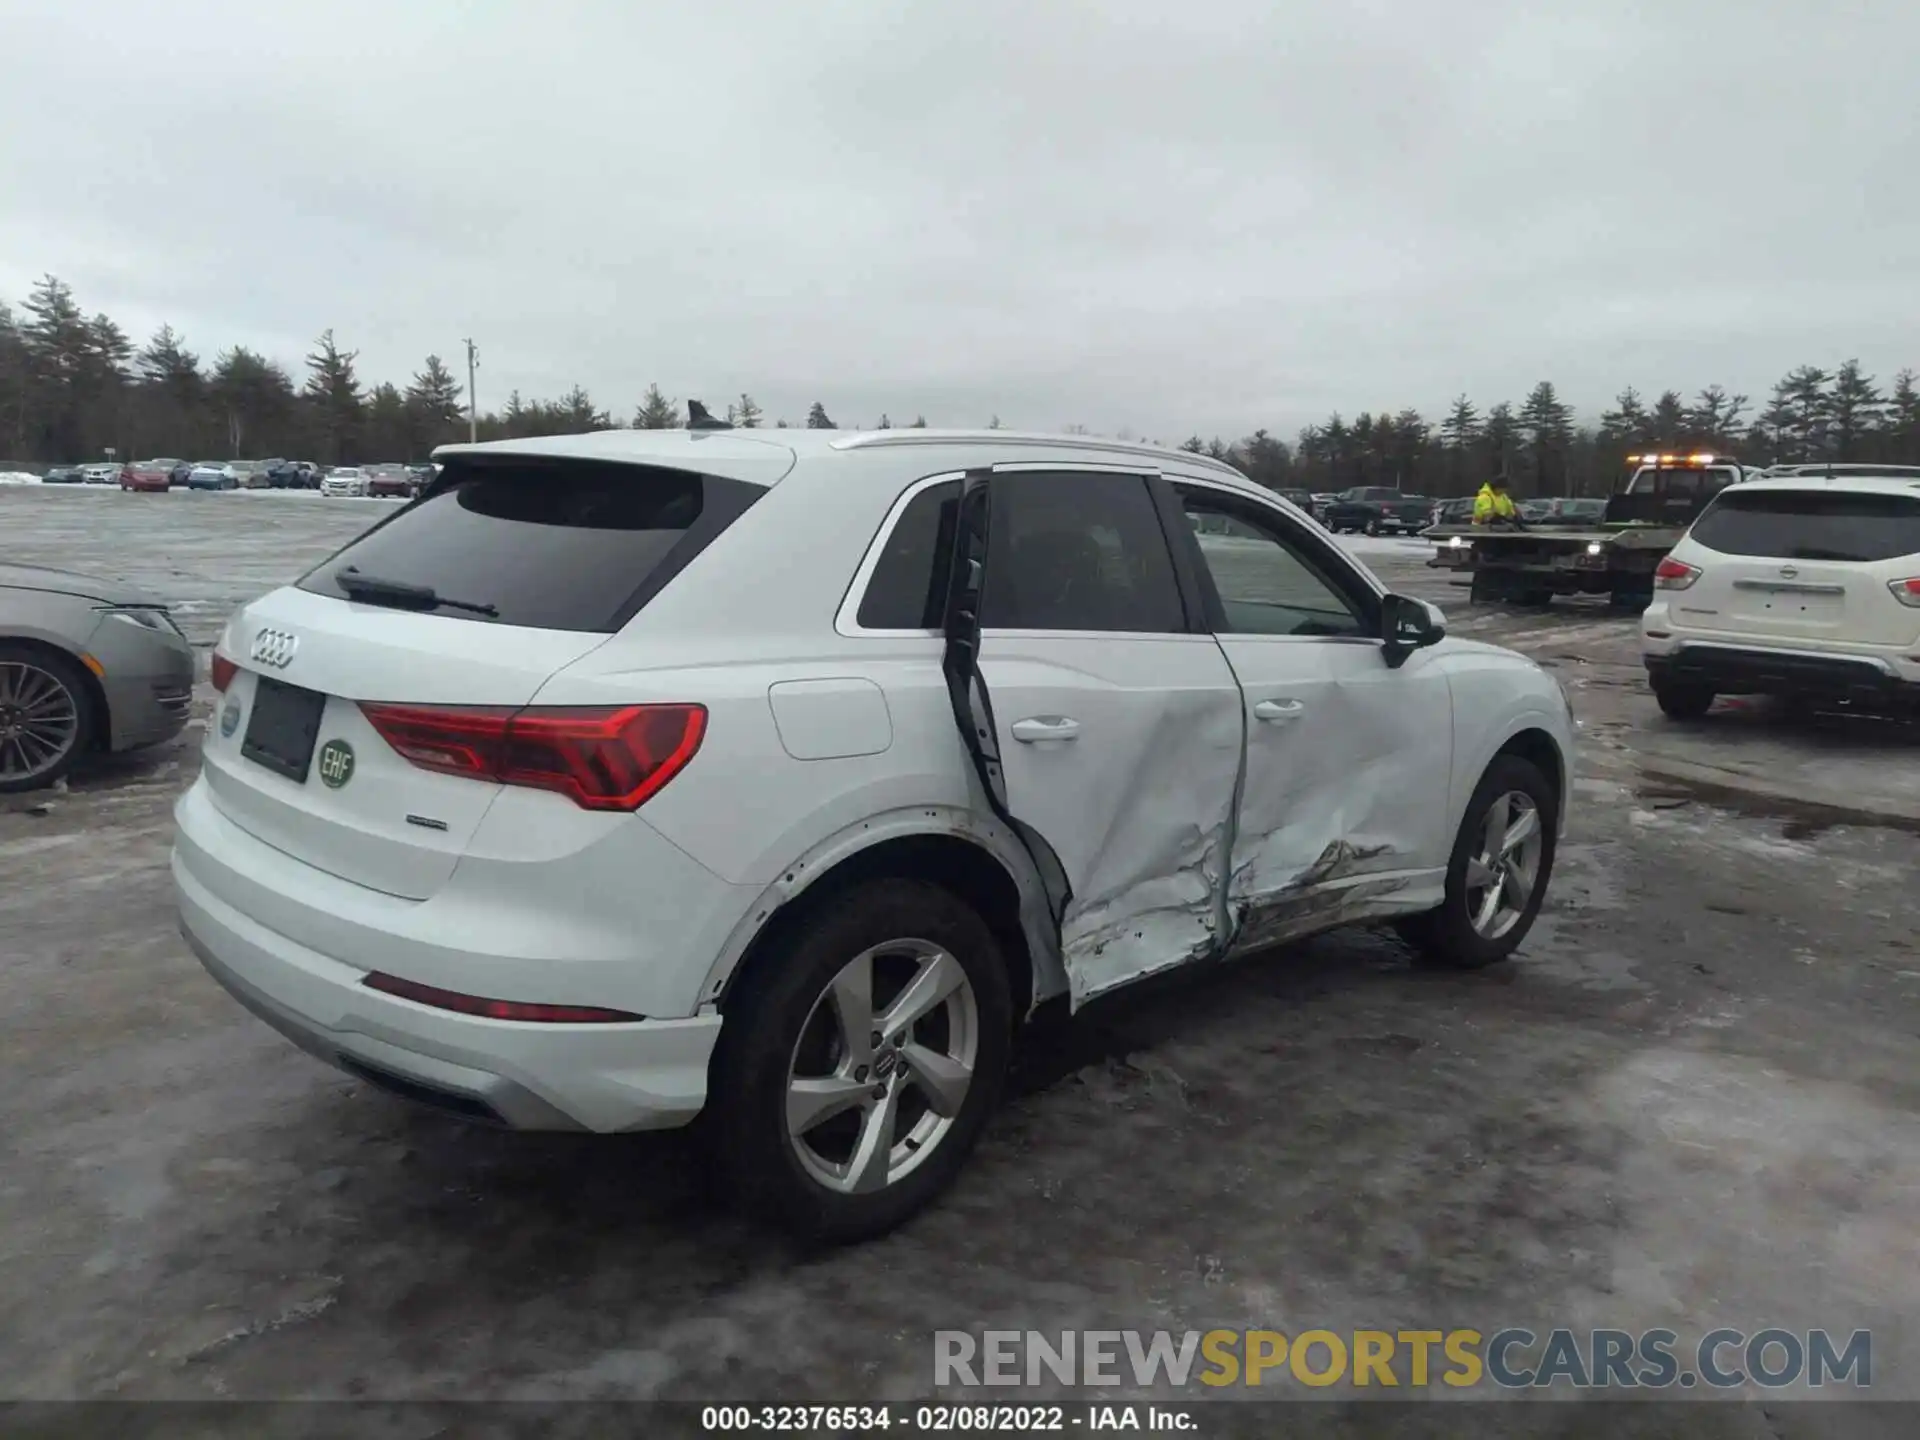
[1519, 381, 1576, 493]
[555, 385, 608, 433]
[876, 413, 891, 429]
[1826, 359, 1883, 461]
[1597, 387, 1651, 449]
[910, 415, 927, 428]
[1683, 385, 1748, 451]
[21, 275, 96, 457]
[303, 329, 363, 463]
[1438, 395, 1481, 451]
[0, 303, 29, 455]
[1179, 435, 1206, 453]
[1769, 365, 1832, 460]
[633, 383, 679, 429]
[365, 381, 410, 459]
[1391, 409, 1428, 491]
[1650, 390, 1687, 444]
[212, 347, 295, 457]
[404, 354, 466, 453]
[806, 401, 835, 429]
[1483, 402, 1516, 475]
[732, 392, 763, 428]
[1437, 396, 1481, 494]
[1884, 370, 1919, 461]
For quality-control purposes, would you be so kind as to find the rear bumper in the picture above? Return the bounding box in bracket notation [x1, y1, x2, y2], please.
[1644, 643, 1920, 704]
[171, 781, 729, 1132]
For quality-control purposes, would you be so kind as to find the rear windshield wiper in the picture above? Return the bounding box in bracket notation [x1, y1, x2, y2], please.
[334, 566, 498, 616]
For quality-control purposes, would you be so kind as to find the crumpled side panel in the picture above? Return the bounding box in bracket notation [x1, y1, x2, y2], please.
[1217, 640, 1454, 942]
[974, 632, 1246, 1010]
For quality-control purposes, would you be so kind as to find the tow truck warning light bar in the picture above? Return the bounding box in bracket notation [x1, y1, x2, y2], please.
[1625, 452, 1720, 466]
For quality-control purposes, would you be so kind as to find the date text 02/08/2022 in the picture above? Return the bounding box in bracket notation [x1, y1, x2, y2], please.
[701, 1404, 1195, 1431]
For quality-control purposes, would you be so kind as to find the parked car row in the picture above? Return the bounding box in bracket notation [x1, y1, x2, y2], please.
[34, 459, 431, 494]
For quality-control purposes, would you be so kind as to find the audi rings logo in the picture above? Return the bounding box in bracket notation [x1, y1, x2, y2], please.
[250, 627, 300, 669]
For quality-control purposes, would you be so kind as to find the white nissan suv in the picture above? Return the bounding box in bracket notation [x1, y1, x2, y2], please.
[172, 426, 1573, 1241]
[1642, 472, 1920, 718]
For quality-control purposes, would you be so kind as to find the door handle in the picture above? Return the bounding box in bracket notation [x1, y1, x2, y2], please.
[1253, 699, 1306, 722]
[1010, 716, 1081, 743]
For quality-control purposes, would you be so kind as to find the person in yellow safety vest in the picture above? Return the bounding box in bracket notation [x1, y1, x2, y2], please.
[1473, 471, 1523, 527]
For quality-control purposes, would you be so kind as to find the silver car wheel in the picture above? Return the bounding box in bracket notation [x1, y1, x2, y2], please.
[1464, 790, 1543, 940]
[786, 938, 980, 1196]
[0, 660, 82, 784]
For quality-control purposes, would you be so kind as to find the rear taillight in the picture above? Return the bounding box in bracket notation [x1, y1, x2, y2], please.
[362, 972, 642, 1023]
[210, 651, 237, 691]
[358, 701, 706, 811]
[1889, 578, 1920, 609]
[1653, 557, 1700, 590]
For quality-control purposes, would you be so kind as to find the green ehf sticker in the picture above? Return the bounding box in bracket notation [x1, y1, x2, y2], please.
[317, 738, 355, 789]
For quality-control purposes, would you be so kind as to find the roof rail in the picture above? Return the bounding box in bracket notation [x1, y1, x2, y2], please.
[829, 429, 1247, 481]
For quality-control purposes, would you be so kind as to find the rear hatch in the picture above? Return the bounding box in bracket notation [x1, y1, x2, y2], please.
[203, 450, 771, 899]
[1677, 485, 1920, 647]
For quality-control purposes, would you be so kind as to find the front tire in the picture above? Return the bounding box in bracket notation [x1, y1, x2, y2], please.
[708, 879, 1013, 1244]
[0, 644, 95, 793]
[1397, 755, 1557, 969]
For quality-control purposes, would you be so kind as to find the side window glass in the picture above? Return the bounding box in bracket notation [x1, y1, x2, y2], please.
[856, 480, 959, 629]
[981, 472, 1185, 633]
[1180, 491, 1368, 637]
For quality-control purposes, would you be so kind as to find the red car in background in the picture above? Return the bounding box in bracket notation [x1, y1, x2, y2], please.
[121, 458, 182, 492]
[366, 464, 417, 498]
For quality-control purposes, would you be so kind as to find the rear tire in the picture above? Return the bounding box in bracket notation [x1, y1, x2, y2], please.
[1397, 755, 1557, 970]
[707, 879, 1013, 1245]
[0, 643, 95, 794]
[1654, 683, 1715, 719]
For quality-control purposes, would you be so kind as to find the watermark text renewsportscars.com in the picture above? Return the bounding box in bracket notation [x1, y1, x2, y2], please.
[934, 1328, 1871, 1391]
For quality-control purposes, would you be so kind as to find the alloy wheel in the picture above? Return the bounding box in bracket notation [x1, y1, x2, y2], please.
[786, 938, 980, 1195]
[1463, 790, 1543, 940]
[0, 661, 81, 785]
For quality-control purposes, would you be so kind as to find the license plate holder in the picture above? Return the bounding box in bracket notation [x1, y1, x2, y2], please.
[242, 676, 327, 783]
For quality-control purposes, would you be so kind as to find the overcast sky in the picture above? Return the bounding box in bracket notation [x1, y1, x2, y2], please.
[3, 0, 1915, 440]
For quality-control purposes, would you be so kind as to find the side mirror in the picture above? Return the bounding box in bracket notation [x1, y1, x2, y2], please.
[1381, 593, 1444, 665]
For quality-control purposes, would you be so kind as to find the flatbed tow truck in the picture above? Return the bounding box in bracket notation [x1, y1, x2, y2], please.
[1426, 452, 1764, 608]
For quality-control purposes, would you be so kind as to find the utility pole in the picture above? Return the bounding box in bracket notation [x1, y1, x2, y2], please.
[463, 338, 479, 442]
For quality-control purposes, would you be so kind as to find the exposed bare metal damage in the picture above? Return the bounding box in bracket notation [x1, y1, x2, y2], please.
[1225, 873, 1414, 959]
[1060, 808, 1231, 1002]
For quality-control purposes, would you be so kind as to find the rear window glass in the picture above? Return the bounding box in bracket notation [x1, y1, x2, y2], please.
[297, 458, 762, 631]
[1690, 488, 1920, 563]
[857, 481, 958, 629]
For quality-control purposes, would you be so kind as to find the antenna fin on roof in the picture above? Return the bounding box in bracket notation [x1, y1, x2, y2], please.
[686, 400, 732, 431]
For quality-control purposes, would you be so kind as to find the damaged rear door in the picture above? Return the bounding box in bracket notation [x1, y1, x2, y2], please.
[1168, 481, 1454, 954]
[941, 465, 1246, 1005]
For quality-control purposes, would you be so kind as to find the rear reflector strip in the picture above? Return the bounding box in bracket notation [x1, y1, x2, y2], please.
[362, 972, 644, 1024]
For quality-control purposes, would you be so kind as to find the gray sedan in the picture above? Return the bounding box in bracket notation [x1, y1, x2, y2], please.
[1, 564, 196, 791]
